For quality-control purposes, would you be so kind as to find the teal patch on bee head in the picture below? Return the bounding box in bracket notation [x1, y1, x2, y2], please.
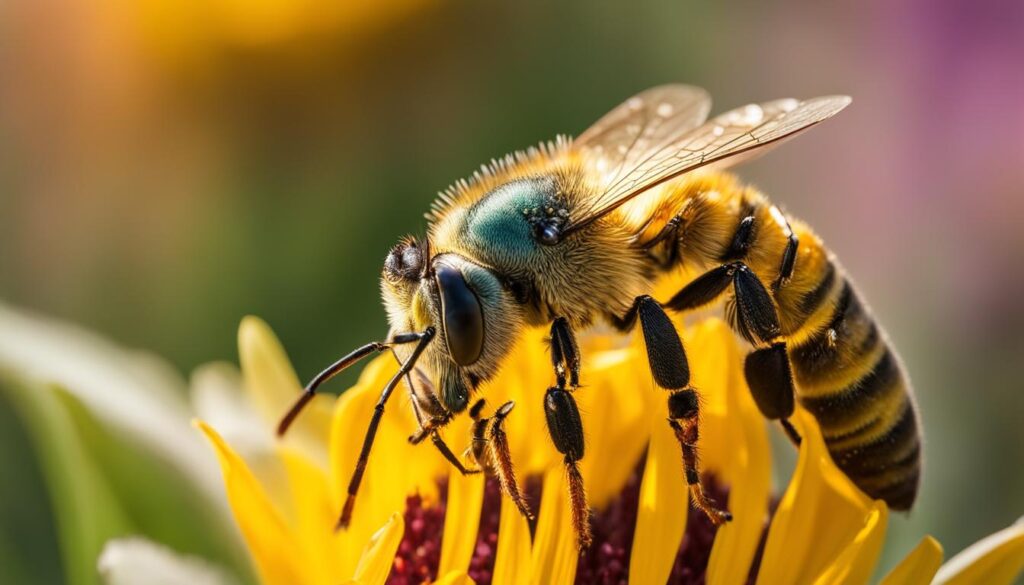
[466, 177, 567, 261]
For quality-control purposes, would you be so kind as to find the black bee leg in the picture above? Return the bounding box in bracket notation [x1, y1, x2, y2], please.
[770, 205, 799, 291]
[745, 342, 800, 445]
[640, 213, 684, 268]
[666, 260, 801, 445]
[545, 386, 590, 548]
[336, 327, 436, 530]
[664, 263, 738, 314]
[731, 264, 803, 445]
[550, 316, 581, 387]
[780, 418, 802, 446]
[429, 429, 481, 475]
[632, 295, 732, 525]
[405, 369, 481, 475]
[544, 318, 592, 548]
[277, 330, 430, 436]
[468, 400, 533, 519]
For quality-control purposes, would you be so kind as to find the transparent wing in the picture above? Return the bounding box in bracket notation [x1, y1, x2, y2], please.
[566, 95, 852, 234]
[575, 84, 712, 189]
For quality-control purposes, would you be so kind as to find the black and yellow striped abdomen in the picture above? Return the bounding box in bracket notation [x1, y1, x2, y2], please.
[638, 173, 921, 510]
[787, 261, 920, 510]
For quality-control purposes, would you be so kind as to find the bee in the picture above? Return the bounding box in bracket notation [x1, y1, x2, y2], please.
[278, 85, 921, 548]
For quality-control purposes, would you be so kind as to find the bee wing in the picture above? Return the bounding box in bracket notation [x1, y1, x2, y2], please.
[575, 85, 712, 188]
[566, 95, 852, 234]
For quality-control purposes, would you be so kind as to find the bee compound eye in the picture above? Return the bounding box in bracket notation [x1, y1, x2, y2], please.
[402, 245, 423, 273]
[385, 240, 423, 280]
[435, 264, 485, 366]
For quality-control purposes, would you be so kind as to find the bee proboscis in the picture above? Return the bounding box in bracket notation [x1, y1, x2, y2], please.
[278, 85, 920, 549]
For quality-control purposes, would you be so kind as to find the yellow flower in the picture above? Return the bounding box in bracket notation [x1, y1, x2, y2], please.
[196, 316, 1024, 585]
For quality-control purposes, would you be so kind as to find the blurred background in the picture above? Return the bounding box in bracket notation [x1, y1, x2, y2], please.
[1, 0, 1021, 581]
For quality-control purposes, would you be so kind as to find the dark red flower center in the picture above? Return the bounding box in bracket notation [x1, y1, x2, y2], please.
[387, 457, 772, 585]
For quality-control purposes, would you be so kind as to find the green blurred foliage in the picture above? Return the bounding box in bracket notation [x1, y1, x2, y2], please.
[0, 376, 249, 584]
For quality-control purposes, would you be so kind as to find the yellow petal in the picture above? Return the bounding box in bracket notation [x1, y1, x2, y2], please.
[933, 520, 1024, 585]
[812, 503, 887, 585]
[194, 420, 305, 585]
[690, 320, 772, 585]
[530, 468, 580, 584]
[629, 389, 687, 585]
[493, 494, 533, 585]
[238, 316, 334, 461]
[756, 410, 883, 585]
[438, 467, 485, 576]
[433, 571, 477, 585]
[279, 447, 344, 585]
[329, 354, 444, 572]
[352, 512, 404, 585]
[879, 536, 944, 585]
[578, 347, 650, 507]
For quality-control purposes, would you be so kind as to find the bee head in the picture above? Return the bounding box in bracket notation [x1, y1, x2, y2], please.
[380, 237, 522, 413]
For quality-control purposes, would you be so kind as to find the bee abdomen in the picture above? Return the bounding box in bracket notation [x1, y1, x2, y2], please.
[789, 276, 921, 510]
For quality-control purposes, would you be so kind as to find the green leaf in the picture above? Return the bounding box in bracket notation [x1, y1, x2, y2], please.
[55, 384, 247, 574]
[2, 376, 133, 585]
[1, 375, 252, 585]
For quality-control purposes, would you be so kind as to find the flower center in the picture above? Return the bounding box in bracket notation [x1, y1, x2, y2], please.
[388, 457, 772, 584]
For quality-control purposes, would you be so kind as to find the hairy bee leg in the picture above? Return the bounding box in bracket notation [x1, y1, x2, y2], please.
[465, 400, 532, 519]
[277, 331, 427, 436]
[668, 414, 732, 524]
[544, 318, 591, 549]
[486, 401, 534, 520]
[544, 387, 591, 548]
[632, 296, 732, 525]
[336, 327, 435, 530]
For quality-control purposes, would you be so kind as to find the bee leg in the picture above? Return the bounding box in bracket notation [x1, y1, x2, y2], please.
[780, 418, 802, 446]
[665, 260, 802, 446]
[544, 386, 591, 548]
[473, 401, 536, 520]
[277, 330, 430, 436]
[664, 263, 737, 314]
[404, 368, 481, 475]
[336, 327, 436, 530]
[429, 428, 481, 475]
[632, 295, 732, 525]
[731, 265, 803, 446]
[640, 214, 683, 268]
[744, 342, 799, 444]
[550, 316, 581, 387]
[544, 318, 592, 549]
[770, 206, 799, 292]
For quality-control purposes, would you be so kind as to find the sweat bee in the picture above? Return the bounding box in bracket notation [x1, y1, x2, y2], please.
[278, 85, 921, 548]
